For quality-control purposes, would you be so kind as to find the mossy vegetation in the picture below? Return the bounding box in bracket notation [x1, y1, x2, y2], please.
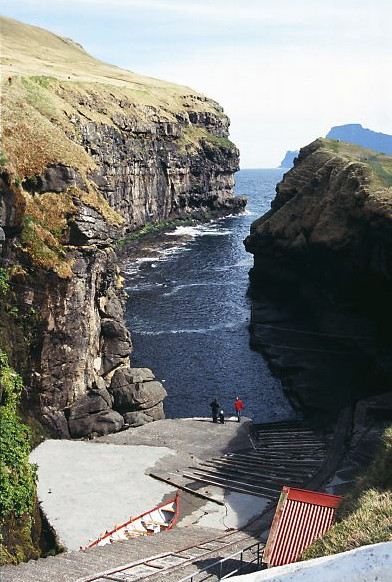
[0, 264, 42, 357]
[178, 124, 235, 155]
[0, 350, 39, 565]
[18, 216, 72, 278]
[1, 76, 124, 276]
[302, 426, 392, 559]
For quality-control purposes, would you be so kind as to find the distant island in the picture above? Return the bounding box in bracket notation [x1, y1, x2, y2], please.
[326, 123, 392, 155]
[279, 123, 392, 168]
[279, 149, 299, 168]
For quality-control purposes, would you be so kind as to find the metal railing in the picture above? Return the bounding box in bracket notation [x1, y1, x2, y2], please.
[175, 541, 264, 581]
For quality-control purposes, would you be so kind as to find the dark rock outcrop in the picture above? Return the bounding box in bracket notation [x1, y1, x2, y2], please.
[66, 390, 124, 439]
[245, 139, 392, 418]
[109, 367, 167, 412]
[77, 111, 244, 229]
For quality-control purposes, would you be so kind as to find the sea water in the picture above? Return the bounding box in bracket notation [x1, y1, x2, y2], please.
[123, 169, 296, 423]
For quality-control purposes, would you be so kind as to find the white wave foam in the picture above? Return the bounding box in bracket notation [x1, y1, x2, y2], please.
[123, 245, 191, 277]
[162, 281, 227, 297]
[159, 246, 183, 256]
[166, 224, 231, 238]
[123, 268, 139, 276]
[125, 282, 167, 292]
[214, 258, 253, 271]
[136, 257, 160, 263]
[133, 321, 239, 335]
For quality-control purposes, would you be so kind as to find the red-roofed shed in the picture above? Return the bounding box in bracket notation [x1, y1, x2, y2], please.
[263, 486, 343, 567]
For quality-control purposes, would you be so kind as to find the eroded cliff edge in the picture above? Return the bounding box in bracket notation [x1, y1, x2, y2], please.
[245, 139, 392, 418]
[0, 17, 245, 439]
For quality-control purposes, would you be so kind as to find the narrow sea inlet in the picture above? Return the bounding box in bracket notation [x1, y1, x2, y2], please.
[122, 169, 295, 423]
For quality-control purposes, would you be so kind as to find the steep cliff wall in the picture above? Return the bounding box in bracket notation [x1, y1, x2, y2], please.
[245, 139, 392, 417]
[0, 17, 244, 438]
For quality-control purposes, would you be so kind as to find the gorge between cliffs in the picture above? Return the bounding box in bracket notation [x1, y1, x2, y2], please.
[3, 16, 391, 448]
[1, 15, 392, 568]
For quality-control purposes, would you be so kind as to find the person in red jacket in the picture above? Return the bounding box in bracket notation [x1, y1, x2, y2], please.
[234, 396, 244, 422]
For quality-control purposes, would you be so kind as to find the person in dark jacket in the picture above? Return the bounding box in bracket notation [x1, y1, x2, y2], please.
[210, 398, 220, 423]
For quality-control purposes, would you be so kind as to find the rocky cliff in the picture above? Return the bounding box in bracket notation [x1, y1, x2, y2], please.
[0, 17, 245, 438]
[245, 139, 392, 417]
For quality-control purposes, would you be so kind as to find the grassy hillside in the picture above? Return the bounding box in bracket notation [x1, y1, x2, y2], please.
[302, 425, 392, 558]
[322, 138, 392, 191]
[1, 15, 228, 181]
[0, 16, 220, 111]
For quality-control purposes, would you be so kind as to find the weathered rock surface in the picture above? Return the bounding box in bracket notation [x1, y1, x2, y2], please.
[108, 367, 167, 412]
[245, 139, 392, 417]
[78, 114, 245, 230]
[67, 390, 125, 438]
[122, 404, 165, 427]
[69, 203, 121, 246]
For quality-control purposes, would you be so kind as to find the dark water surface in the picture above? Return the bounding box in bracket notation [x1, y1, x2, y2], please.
[123, 169, 296, 422]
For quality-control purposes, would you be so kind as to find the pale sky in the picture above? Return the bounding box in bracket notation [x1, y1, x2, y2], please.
[1, 0, 391, 167]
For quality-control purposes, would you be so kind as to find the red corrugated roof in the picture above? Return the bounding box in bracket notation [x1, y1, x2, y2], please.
[263, 487, 343, 567]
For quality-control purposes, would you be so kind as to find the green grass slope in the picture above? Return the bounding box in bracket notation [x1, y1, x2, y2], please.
[0, 15, 218, 110]
[302, 426, 392, 558]
[321, 138, 392, 191]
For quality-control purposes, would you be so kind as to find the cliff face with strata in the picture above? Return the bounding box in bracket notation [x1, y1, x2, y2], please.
[245, 139, 392, 417]
[0, 17, 244, 438]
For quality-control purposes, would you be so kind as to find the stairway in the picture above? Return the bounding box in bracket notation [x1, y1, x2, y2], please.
[1, 527, 257, 582]
[181, 420, 332, 499]
[1, 421, 337, 582]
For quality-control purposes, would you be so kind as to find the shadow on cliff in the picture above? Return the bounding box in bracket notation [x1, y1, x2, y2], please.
[246, 273, 389, 424]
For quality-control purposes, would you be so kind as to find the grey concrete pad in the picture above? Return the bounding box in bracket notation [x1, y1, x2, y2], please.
[30, 440, 176, 551]
[29, 418, 254, 553]
[97, 417, 252, 466]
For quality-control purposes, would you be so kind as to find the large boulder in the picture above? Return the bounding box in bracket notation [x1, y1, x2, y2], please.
[108, 367, 166, 411]
[128, 368, 155, 383]
[130, 381, 167, 410]
[123, 411, 154, 427]
[100, 319, 131, 374]
[41, 408, 71, 439]
[69, 203, 121, 246]
[99, 288, 125, 320]
[68, 409, 124, 438]
[123, 403, 165, 427]
[66, 389, 124, 437]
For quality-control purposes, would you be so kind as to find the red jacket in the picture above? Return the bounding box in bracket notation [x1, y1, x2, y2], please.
[235, 399, 244, 411]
